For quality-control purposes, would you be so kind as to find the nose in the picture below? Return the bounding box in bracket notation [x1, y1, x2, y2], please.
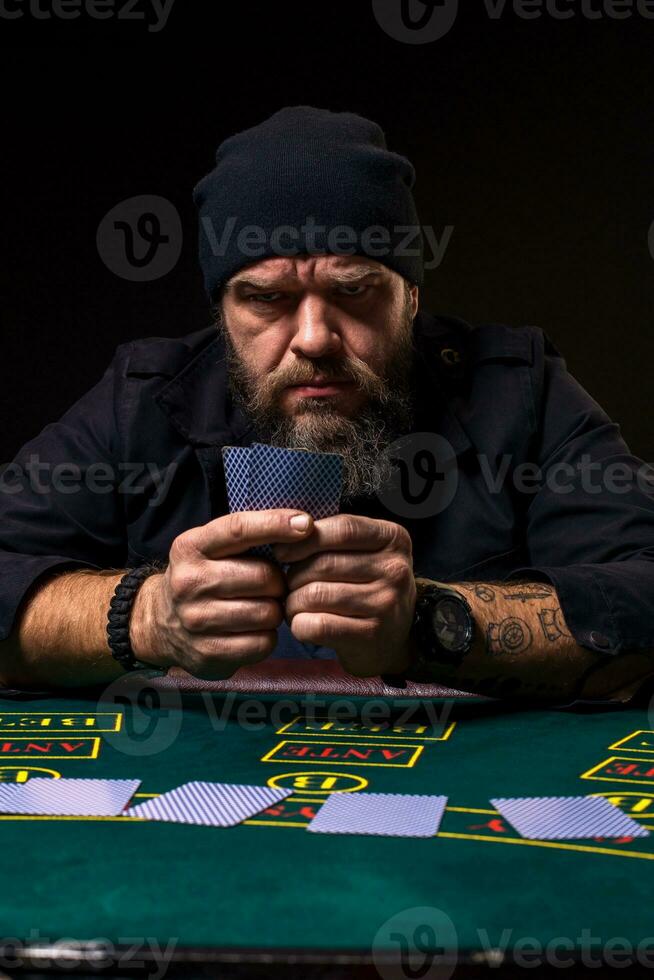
[289, 295, 342, 360]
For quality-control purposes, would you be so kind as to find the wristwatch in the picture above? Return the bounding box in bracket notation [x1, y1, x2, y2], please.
[409, 581, 476, 672]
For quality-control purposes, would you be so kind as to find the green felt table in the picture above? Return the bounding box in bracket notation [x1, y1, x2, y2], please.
[1, 682, 654, 976]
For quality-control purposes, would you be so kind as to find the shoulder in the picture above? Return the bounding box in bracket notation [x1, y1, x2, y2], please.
[414, 311, 568, 455]
[414, 310, 563, 372]
[103, 324, 226, 453]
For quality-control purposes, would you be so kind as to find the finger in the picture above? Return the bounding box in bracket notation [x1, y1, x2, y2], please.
[274, 514, 408, 563]
[285, 552, 379, 591]
[286, 582, 385, 620]
[168, 558, 287, 603]
[289, 611, 377, 649]
[179, 598, 283, 634]
[199, 559, 287, 599]
[176, 510, 314, 561]
[184, 631, 277, 679]
[192, 631, 277, 659]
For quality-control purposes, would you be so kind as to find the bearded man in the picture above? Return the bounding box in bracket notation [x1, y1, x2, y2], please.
[1, 106, 653, 702]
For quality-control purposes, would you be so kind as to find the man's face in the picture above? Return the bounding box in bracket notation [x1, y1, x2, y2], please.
[218, 254, 419, 498]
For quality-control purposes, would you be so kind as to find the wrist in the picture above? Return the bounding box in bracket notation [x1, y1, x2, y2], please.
[128, 572, 169, 668]
[406, 582, 476, 675]
[380, 596, 425, 685]
[381, 629, 437, 688]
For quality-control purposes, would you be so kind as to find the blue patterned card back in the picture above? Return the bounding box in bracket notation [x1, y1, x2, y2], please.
[0, 778, 141, 817]
[126, 782, 292, 827]
[221, 446, 251, 512]
[307, 792, 448, 838]
[490, 795, 650, 840]
[248, 444, 342, 518]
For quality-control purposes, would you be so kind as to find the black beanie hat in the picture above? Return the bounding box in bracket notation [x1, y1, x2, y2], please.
[193, 106, 424, 299]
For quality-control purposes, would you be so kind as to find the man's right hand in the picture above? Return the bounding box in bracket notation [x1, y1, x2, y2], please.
[130, 510, 314, 679]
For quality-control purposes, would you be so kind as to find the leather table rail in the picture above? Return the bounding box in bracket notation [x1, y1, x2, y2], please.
[147, 658, 479, 698]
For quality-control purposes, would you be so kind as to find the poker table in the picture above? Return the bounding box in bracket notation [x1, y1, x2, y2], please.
[1, 662, 654, 978]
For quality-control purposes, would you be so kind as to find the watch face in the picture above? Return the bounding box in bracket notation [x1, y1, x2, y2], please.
[432, 596, 473, 653]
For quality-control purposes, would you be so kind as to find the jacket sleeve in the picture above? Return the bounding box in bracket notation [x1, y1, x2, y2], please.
[0, 352, 130, 642]
[507, 339, 654, 656]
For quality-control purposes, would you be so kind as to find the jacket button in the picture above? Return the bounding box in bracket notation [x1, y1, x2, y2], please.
[589, 631, 612, 650]
[440, 348, 461, 366]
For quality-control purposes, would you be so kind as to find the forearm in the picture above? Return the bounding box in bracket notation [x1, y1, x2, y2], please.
[0, 570, 129, 688]
[419, 579, 654, 702]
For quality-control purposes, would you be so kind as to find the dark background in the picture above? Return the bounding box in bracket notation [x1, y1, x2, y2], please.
[1, 2, 653, 463]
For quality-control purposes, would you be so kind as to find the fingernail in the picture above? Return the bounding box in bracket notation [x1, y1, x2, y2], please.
[290, 514, 310, 531]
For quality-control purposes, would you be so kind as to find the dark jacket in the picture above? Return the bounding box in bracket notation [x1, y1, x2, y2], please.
[1, 310, 653, 661]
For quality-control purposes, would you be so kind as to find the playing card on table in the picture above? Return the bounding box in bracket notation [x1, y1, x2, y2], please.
[126, 781, 292, 827]
[307, 792, 448, 838]
[490, 795, 650, 840]
[0, 778, 141, 817]
[249, 444, 342, 519]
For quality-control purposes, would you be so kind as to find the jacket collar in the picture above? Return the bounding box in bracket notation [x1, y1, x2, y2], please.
[153, 331, 254, 447]
[153, 311, 473, 457]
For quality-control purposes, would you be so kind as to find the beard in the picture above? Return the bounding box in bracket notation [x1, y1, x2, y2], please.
[216, 295, 416, 502]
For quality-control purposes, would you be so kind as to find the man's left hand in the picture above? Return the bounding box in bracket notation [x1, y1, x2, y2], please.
[275, 515, 416, 677]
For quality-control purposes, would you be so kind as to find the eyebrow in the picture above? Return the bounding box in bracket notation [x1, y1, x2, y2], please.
[227, 263, 384, 291]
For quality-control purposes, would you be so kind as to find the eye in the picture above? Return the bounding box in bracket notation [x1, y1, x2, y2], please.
[247, 292, 284, 303]
[336, 284, 369, 297]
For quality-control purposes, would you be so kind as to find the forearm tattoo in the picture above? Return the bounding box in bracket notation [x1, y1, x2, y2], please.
[538, 608, 573, 642]
[416, 579, 648, 701]
[487, 617, 533, 655]
[439, 579, 583, 700]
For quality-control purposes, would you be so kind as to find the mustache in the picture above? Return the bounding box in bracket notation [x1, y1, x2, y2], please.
[259, 355, 388, 405]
